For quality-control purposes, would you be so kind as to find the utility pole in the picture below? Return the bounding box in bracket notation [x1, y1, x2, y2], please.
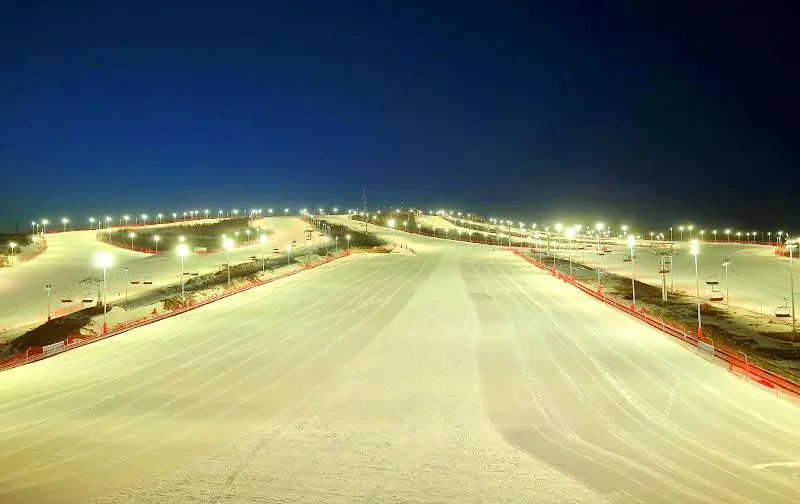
[362, 188, 368, 233]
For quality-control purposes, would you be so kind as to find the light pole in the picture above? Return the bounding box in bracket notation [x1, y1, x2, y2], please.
[679, 225, 684, 241]
[124, 266, 129, 300]
[334, 236, 339, 252]
[45, 284, 52, 321]
[177, 243, 189, 297]
[688, 225, 693, 239]
[141, 214, 148, 225]
[89, 217, 96, 229]
[713, 229, 717, 242]
[124, 215, 130, 226]
[41, 219, 49, 233]
[690, 240, 702, 338]
[565, 228, 575, 277]
[154, 235, 160, 253]
[628, 235, 636, 308]
[788, 240, 798, 338]
[223, 238, 234, 285]
[346, 234, 351, 250]
[722, 258, 730, 307]
[95, 253, 113, 334]
[725, 229, 731, 242]
[62, 217, 69, 232]
[287, 244, 292, 265]
[259, 234, 268, 272]
[8, 241, 17, 265]
[595, 222, 604, 290]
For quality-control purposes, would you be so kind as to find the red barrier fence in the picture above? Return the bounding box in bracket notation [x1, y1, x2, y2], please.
[512, 249, 800, 399]
[0, 250, 351, 373]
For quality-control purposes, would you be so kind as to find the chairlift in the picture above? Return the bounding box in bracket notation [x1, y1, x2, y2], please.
[659, 267, 671, 274]
[61, 292, 74, 303]
[705, 271, 719, 285]
[190, 271, 199, 276]
[623, 256, 632, 262]
[775, 299, 791, 318]
[709, 285, 723, 302]
[143, 275, 153, 285]
[130, 279, 141, 284]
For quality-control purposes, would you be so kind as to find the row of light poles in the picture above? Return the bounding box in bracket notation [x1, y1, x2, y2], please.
[36, 207, 339, 233]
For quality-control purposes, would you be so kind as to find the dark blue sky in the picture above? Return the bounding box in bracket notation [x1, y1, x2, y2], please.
[1, 1, 797, 232]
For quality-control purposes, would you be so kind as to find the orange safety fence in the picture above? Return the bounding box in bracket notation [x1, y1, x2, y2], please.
[0, 250, 351, 372]
[511, 249, 800, 399]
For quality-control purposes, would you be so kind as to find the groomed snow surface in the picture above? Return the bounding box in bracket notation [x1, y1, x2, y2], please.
[0, 217, 313, 336]
[1, 229, 800, 503]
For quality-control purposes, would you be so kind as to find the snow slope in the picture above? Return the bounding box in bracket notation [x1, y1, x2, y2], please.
[0, 238, 799, 503]
[566, 240, 795, 317]
[0, 218, 315, 333]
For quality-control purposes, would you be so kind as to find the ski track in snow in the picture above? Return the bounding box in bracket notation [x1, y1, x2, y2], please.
[0, 224, 798, 503]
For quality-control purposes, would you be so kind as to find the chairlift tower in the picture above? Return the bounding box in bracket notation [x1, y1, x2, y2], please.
[650, 242, 676, 301]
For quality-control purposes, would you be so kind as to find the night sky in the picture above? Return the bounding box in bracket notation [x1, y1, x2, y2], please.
[1, 1, 797, 233]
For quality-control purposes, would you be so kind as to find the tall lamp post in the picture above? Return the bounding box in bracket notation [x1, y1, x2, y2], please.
[95, 253, 113, 334]
[628, 235, 636, 309]
[223, 238, 234, 285]
[287, 243, 293, 265]
[8, 242, 17, 265]
[45, 284, 53, 321]
[788, 239, 798, 338]
[565, 228, 575, 277]
[554, 223, 563, 271]
[259, 234, 268, 273]
[62, 217, 69, 232]
[346, 234, 351, 250]
[177, 244, 189, 297]
[595, 222, 604, 291]
[690, 239, 702, 338]
[154, 235, 161, 253]
[722, 258, 730, 307]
